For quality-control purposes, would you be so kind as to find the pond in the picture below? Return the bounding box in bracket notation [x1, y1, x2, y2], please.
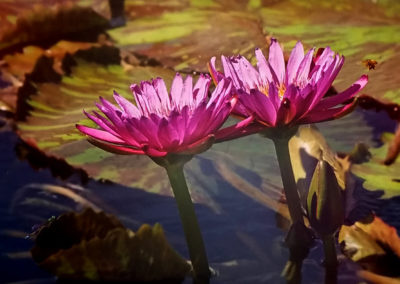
[1, 1, 400, 283]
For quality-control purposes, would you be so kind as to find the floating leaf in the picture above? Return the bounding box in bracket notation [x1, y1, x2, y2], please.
[0, 2, 109, 55]
[30, 208, 190, 282]
[0, 42, 101, 111]
[3, 41, 98, 80]
[339, 215, 400, 282]
[352, 132, 400, 198]
[110, 1, 267, 72]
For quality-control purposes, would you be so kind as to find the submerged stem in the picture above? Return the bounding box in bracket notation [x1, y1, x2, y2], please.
[272, 137, 304, 225]
[165, 164, 211, 279]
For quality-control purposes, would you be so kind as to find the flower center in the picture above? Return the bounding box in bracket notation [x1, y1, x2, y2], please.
[259, 83, 286, 99]
[278, 84, 286, 99]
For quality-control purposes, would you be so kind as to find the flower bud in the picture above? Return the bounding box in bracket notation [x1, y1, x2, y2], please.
[307, 160, 345, 237]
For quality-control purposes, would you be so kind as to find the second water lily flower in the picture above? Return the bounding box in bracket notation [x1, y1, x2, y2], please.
[209, 39, 368, 235]
[209, 39, 368, 129]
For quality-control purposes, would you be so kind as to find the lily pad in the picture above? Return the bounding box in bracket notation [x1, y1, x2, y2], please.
[0, 41, 101, 111]
[109, 1, 268, 72]
[339, 214, 400, 282]
[0, 2, 109, 55]
[352, 132, 400, 198]
[30, 208, 190, 282]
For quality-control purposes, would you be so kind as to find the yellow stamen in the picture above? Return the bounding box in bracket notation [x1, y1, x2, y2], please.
[259, 83, 286, 99]
[278, 84, 286, 99]
[259, 84, 269, 96]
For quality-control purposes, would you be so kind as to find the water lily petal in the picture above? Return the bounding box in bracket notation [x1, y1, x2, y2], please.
[186, 102, 208, 138]
[193, 74, 211, 106]
[203, 103, 234, 135]
[76, 125, 125, 144]
[170, 73, 184, 110]
[113, 91, 141, 118]
[299, 103, 355, 124]
[214, 115, 255, 142]
[268, 38, 285, 84]
[255, 47, 275, 86]
[238, 55, 261, 90]
[316, 75, 368, 110]
[152, 77, 171, 115]
[84, 110, 119, 137]
[276, 85, 298, 126]
[138, 116, 163, 149]
[208, 57, 224, 84]
[286, 41, 304, 85]
[88, 138, 146, 155]
[221, 55, 244, 90]
[181, 75, 193, 107]
[239, 89, 276, 126]
[130, 84, 152, 116]
[141, 145, 168, 157]
[178, 134, 215, 155]
[295, 47, 315, 87]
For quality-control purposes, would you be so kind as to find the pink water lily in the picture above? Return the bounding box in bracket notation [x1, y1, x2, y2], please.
[209, 39, 368, 130]
[76, 73, 243, 157]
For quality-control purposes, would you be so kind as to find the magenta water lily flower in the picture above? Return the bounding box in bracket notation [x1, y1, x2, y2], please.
[76, 73, 240, 157]
[76, 73, 244, 278]
[209, 39, 368, 128]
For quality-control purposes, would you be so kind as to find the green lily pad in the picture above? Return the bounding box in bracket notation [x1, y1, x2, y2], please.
[352, 132, 400, 198]
[109, 2, 268, 73]
[30, 208, 190, 282]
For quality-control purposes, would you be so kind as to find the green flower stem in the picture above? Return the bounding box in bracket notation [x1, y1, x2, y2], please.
[273, 137, 304, 225]
[165, 163, 211, 279]
[281, 222, 314, 283]
[323, 234, 338, 284]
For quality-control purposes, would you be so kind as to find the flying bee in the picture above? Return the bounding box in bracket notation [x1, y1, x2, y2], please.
[362, 59, 378, 70]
